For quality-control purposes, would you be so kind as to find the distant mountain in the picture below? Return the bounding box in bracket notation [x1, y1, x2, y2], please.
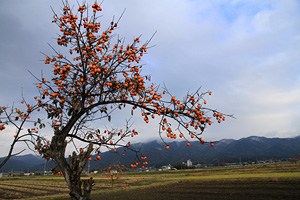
[1, 135, 299, 172]
[0, 154, 45, 172]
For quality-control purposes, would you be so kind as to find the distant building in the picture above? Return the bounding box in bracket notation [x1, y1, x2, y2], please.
[225, 163, 240, 167]
[24, 172, 34, 176]
[194, 163, 202, 168]
[187, 159, 193, 168]
[161, 164, 172, 171]
[110, 170, 118, 174]
[34, 171, 52, 176]
[10, 171, 24, 176]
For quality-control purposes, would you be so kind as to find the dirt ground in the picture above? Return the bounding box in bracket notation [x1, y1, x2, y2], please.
[1, 162, 299, 200]
[0, 178, 299, 200]
[92, 179, 300, 200]
[0, 179, 108, 200]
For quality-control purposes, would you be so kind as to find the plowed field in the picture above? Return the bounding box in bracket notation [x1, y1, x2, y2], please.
[0, 162, 299, 200]
[93, 178, 300, 200]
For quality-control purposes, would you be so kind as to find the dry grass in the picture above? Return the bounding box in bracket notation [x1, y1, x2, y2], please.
[0, 162, 299, 200]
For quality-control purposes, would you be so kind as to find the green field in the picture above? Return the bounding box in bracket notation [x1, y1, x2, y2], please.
[1, 162, 299, 200]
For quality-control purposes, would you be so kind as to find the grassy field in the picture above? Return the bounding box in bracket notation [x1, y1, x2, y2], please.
[0, 162, 299, 200]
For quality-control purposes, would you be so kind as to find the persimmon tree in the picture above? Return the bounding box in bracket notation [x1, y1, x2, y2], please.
[0, 1, 231, 199]
[103, 162, 127, 188]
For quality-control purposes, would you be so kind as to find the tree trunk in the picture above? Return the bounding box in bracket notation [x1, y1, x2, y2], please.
[49, 136, 94, 200]
[68, 172, 83, 200]
[82, 178, 95, 199]
[65, 169, 94, 200]
[56, 156, 95, 200]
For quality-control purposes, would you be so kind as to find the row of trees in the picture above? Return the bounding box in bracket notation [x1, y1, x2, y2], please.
[0, 1, 230, 199]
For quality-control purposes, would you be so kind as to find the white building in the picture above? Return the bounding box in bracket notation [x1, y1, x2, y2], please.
[187, 159, 193, 168]
[161, 164, 172, 171]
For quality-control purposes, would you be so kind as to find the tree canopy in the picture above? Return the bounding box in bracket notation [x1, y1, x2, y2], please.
[0, 1, 231, 199]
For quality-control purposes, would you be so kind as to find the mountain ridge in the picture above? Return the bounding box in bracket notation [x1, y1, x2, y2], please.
[1, 135, 299, 172]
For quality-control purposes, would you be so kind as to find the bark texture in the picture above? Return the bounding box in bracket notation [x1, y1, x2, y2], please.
[49, 134, 94, 200]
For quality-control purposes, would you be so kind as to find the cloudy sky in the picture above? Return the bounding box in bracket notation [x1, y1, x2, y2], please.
[0, 0, 300, 157]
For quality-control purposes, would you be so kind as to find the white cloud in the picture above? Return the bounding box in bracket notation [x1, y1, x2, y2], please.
[0, 0, 300, 157]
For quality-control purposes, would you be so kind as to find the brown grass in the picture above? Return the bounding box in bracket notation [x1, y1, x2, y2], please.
[0, 162, 299, 200]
